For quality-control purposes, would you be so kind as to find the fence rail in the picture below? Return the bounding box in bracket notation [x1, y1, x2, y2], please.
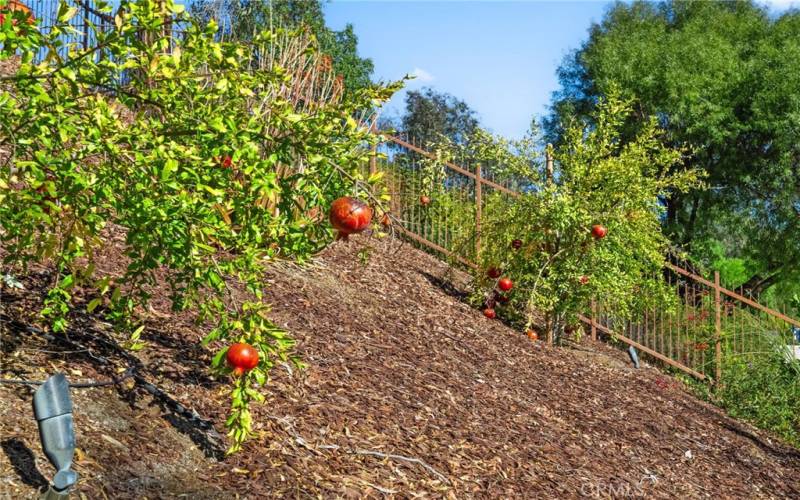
[374, 133, 800, 384]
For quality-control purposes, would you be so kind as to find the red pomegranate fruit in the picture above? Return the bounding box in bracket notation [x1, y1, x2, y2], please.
[591, 224, 608, 239]
[487, 267, 502, 279]
[511, 239, 523, 249]
[483, 308, 497, 319]
[329, 197, 373, 240]
[226, 342, 259, 376]
[498, 277, 513, 292]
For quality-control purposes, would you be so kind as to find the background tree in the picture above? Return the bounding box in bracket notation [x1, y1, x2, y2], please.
[546, 0, 800, 306]
[191, 0, 374, 95]
[396, 87, 479, 147]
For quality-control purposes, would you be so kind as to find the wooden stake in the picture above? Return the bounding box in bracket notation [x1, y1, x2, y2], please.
[369, 123, 377, 177]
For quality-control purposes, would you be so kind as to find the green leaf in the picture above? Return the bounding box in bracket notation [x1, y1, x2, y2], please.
[130, 324, 145, 341]
[161, 158, 178, 180]
[58, 6, 79, 23]
[212, 347, 228, 368]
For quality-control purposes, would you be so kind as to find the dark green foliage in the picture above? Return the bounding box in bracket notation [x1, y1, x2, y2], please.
[191, 0, 374, 95]
[547, 0, 800, 310]
[399, 87, 479, 146]
[718, 351, 800, 447]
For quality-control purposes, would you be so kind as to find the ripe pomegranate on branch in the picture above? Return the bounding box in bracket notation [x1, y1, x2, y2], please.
[226, 343, 260, 376]
[329, 196, 373, 241]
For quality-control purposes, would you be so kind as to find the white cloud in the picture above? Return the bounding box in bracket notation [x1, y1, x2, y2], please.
[410, 67, 435, 83]
[761, 0, 800, 10]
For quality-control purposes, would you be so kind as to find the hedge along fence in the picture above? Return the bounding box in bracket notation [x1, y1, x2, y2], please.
[370, 131, 800, 387]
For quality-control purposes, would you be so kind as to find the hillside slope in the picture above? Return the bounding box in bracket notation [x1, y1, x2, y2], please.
[2, 235, 799, 498]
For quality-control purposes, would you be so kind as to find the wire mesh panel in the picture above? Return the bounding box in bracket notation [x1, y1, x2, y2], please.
[590, 251, 800, 382]
[371, 134, 800, 383]
[376, 134, 478, 267]
[27, 0, 114, 63]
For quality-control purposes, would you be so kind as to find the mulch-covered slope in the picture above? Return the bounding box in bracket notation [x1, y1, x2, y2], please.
[2, 235, 800, 499]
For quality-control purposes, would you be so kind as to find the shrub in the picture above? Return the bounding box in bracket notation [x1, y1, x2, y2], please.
[717, 348, 800, 446]
[472, 92, 704, 338]
[0, 0, 398, 452]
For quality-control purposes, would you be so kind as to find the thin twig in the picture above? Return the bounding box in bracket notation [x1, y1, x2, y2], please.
[267, 414, 451, 484]
[352, 449, 450, 485]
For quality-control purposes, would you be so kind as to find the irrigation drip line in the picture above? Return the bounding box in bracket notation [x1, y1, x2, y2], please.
[0, 365, 135, 388]
[1, 314, 218, 432]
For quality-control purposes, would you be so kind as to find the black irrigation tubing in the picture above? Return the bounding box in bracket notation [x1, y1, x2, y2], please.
[1, 314, 218, 432]
[0, 365, 135, 388]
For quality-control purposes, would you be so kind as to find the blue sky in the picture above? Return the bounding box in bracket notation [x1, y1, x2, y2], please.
[324, 0, 800, 140]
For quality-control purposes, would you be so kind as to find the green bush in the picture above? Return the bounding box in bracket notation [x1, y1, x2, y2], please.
[717, 350, 800, 446]
[0, 0, 398, 452]
[472, 92, 703, 338]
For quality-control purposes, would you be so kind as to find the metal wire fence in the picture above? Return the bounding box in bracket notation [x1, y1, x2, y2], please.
[25, 0, 113, 63]
[371, 133, 800, 384]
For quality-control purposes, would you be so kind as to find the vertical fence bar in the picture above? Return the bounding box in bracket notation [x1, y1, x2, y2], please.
[369, 125, 377, 177]
[714, 271, 722, 385]
[475, 163, 482, 260]
[591, 297, 597, 341]
[82, 0, 90, 50]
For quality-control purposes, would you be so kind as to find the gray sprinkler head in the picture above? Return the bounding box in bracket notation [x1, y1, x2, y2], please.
[33, 373, 78, 494]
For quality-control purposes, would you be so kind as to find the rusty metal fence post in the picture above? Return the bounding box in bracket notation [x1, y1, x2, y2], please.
[591, 298, 597, 341]
[369, 124, 377, 177]
[82, 0, 90, 50]
[714, 271, 722, 386]
[475, 163, 482, 260]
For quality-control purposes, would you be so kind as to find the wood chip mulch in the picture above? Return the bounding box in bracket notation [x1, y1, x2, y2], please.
[2, 233, 799, 499]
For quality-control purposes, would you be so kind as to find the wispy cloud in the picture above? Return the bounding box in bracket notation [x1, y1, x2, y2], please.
[761, 0, 800, 10]
[410, 67, 435, 83]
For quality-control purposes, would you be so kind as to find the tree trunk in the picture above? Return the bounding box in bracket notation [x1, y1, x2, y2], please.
[682, 194, 700, 248]
[741, 267, 783, 296]
[666, 193, 679, 227]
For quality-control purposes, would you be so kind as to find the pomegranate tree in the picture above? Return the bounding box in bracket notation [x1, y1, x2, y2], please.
[469, 92, 702, 343]
[0, 0, 398, 454]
